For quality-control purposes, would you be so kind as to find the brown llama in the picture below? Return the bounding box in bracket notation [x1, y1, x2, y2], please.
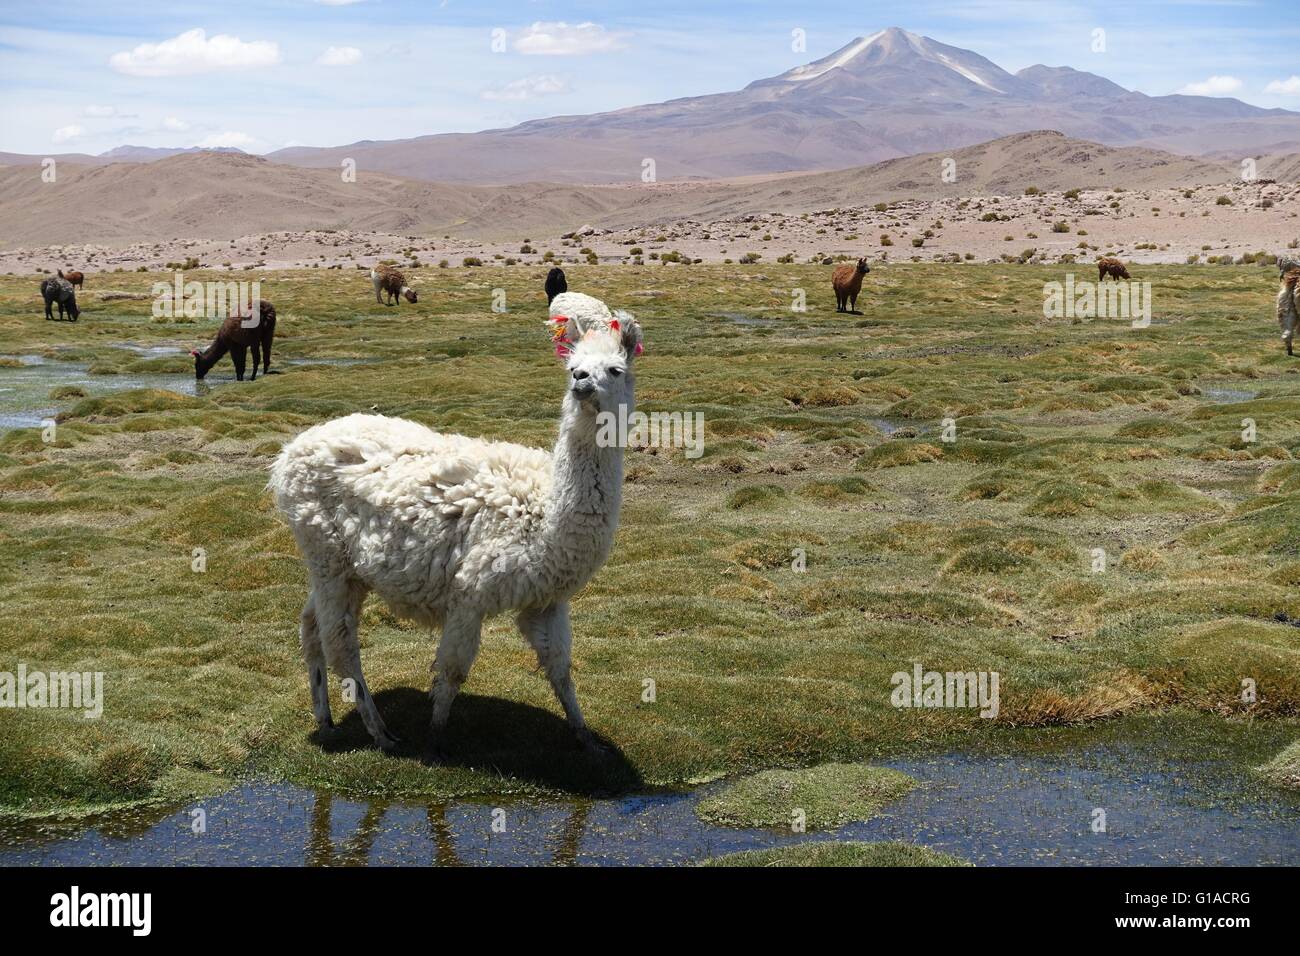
[1098, 257, 1130, 281]
[370, 265, 417, 305]
[1278, 267, 1300, 357]
[192, 300, 277, 381]
[59, 269, 84, 290]
[832, 257, 871, 313]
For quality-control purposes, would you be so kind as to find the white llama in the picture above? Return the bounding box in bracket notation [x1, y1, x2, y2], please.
[269, 288, 642, 760]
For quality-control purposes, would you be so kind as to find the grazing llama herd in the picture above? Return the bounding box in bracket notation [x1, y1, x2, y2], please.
[22, 252, 1299, 759]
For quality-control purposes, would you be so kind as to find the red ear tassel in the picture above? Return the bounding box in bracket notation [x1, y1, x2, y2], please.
[548, 315, 572, 358]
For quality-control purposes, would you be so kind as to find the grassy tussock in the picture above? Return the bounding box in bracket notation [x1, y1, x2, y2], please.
[0, 264, 1298, 814]
[696, 763, 917, 829]
[699, 840, 970, 867]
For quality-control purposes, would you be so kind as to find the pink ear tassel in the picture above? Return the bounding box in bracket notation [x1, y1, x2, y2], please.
[634, 342, 644, 356]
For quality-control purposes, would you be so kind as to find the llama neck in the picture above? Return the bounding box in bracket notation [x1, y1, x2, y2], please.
[197, 338, 227, 375]
[537, 396, 626, 576]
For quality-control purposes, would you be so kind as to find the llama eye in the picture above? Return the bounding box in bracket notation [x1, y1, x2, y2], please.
[610, 367, 624, 376]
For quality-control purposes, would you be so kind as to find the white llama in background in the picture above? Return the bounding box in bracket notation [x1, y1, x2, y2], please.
[269, 285, 642, 760]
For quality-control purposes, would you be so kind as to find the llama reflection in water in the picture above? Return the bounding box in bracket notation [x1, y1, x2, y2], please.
[305, 791, 590, 866]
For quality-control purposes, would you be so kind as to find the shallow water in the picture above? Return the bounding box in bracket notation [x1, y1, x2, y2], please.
[1199, 385, 1259, 403]
[0, 355, 204, 430]
[2, 747, 1295, 866]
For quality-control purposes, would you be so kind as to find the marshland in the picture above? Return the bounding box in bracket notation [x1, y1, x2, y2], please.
[0, 262, 1297, 864]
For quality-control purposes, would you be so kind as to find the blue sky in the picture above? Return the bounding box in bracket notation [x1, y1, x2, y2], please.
[2, 0, 1299, 155]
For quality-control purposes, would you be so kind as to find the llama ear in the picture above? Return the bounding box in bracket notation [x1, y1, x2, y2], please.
[614, 311, 643, 359]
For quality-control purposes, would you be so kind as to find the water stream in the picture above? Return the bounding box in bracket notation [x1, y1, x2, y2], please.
[2, 747, 1295, 866]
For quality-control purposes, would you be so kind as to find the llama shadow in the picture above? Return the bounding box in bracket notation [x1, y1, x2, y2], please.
[313, 687, 643, 797]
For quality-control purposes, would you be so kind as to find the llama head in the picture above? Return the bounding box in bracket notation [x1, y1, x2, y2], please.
[190, 349, 210, 380]
[857, 258, 870, 275]
[548, 294, 642, 415]
[403, 287, 418, 304]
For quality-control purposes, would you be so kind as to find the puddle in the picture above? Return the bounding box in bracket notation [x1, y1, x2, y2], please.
[708, 312, 778, 327]
[282, 357, 374, 367]
[113, 343, 186, 356]
[1199, 386, 1259, 404]
[0, 356, 206, 431]
[1, 748, 1295, 866]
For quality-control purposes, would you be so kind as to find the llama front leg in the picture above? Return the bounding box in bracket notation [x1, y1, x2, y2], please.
[249, 341, 261, 381]
[231, 345, 247, 381]
[425, 608, 482, 762]
[518, 603, 601, 751]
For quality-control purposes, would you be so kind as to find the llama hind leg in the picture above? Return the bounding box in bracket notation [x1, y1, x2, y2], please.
[314, 575, 400, 752]
[518, 603, 600, 751]
[424, 608, 482, 761]
[300, 593, 335, 734]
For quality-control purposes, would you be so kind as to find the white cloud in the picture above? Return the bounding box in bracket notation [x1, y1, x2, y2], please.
[513, 21, 629, 56]
[317, 46, 363, 67]
[1265, 76, 1300, 96]
[84, 104, 137, 118]
[163, 116, 190, 132]
[52, 125, 85, 143]
[109, 28, 280, 77]
[1177, 75, 1242, 96]
[194, 131, 257, 149]
[482, 74, 570, 101]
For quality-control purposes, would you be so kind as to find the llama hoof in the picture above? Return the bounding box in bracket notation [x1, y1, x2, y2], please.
[574, 728, 611, 756]
[310, 717, 340, 738]
[377, 734, 404, 755]
[421, 742, 449, 765]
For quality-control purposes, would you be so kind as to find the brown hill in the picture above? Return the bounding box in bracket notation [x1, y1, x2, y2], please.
[0, 132, 1274, 248]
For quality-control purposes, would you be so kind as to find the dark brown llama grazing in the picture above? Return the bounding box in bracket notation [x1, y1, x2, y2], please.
[40, 275, 80, 321]
[192, 300, 277, 381]
[1098, 257, 1130, 281]
[370, 265, 417, 305]
[59, 269, 84, 290]
[832, 258, 871, 313]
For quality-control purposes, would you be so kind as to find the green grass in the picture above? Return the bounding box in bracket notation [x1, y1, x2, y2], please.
[696, 763, 917, 829]
[1259, 740, 1300, 790]
[699, 840, 970, 867]
[0, 264, 1298, 816]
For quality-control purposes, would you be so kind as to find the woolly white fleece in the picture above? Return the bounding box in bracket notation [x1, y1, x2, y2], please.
[268, 294, 642, 754]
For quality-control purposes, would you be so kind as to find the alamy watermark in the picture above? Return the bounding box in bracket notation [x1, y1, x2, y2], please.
[152, 273, 263, 322]
[1043, 273, 1151, 328]
[890, 663, 1000, 718]
[596, 404, 704, 459]
[0, 664, 103, 718]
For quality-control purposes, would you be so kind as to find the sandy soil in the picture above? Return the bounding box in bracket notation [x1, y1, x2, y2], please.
[2, 180, 1296, 275]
